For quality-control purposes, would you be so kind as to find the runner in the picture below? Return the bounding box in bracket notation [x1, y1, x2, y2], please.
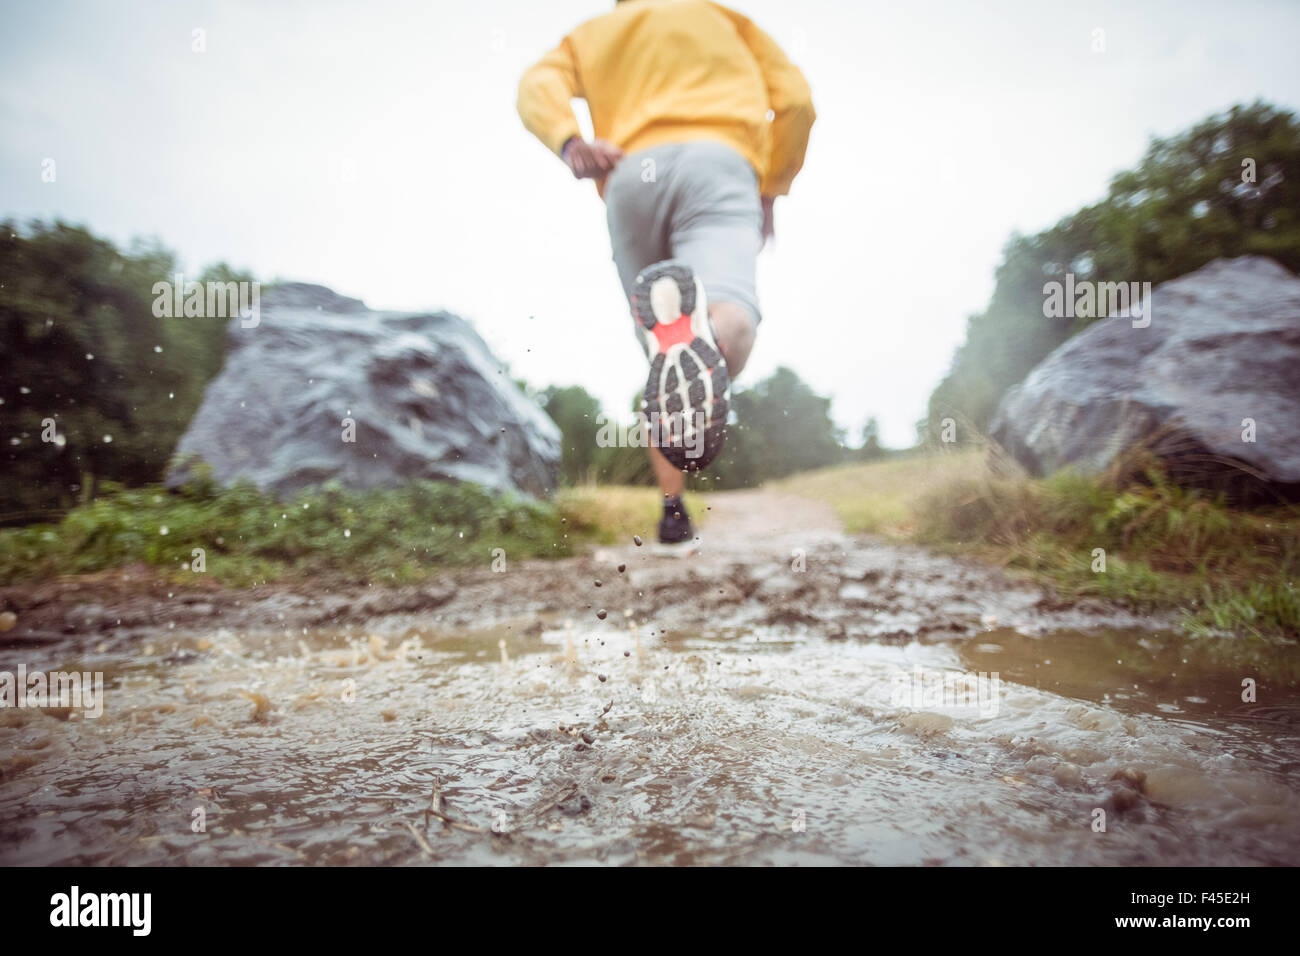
[518, 0, 815, 551]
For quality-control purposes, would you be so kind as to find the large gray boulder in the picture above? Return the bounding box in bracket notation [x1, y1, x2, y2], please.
[167, 283, 560, 498]
[989, 257, 1300, 495]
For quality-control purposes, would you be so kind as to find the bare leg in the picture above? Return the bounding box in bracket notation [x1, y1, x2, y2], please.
[708, 301, 756, 377]
[649, 445, 685, 499]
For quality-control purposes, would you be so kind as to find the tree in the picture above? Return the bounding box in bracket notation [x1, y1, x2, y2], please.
[0, 220, 245, 520]
[855, 417, 885, 460]
[539, 384, 604, 484]
[707, 366, 845, 488]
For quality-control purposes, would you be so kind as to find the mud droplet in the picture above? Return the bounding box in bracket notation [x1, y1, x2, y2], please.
[633, 535, 643, 547]
[596, 609, 607, 620]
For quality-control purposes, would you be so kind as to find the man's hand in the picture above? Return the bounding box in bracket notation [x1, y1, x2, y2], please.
[562, 137, 624, 180]
[761, 196, 775, 247]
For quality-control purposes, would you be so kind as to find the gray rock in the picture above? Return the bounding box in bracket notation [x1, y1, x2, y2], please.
[990, 257, 1300, 496]
[167, 283, 560, 498]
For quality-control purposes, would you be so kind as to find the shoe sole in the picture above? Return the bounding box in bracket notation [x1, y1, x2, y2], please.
[632, 261, 729, 472]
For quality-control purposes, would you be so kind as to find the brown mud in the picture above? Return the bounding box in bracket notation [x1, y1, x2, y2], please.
[1, 490, 1297, 865]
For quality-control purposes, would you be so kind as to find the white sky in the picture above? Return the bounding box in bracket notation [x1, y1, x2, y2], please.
[3, 0, 1298, 447]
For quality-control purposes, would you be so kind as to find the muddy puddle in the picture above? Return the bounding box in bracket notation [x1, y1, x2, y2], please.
[1, 491, 1296, 865]
[2, 613, 1297, 865]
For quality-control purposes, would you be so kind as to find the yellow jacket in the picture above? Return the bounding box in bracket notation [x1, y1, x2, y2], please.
[517, 0, 815, 197]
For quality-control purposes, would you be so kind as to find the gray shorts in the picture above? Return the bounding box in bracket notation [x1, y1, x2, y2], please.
[604, 140, 763, 333]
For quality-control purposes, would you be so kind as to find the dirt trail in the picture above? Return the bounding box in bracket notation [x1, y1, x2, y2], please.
[0, 488, 1169, 647]
[2, 489, 1298, 866]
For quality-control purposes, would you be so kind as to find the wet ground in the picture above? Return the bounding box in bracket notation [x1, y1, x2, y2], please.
[1, 491, 1297, 865]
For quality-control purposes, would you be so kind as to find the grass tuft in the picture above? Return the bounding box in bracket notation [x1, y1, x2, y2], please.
[783, 448, 1300, 639]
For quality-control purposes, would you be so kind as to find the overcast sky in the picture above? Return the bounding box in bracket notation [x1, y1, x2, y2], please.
[3, 0, 1298, 446]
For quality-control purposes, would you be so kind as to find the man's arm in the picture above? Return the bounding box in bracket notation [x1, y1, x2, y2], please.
[712, 4, 816, 199]
[517, 36, 624, 180]
[517, 36, 584, 157]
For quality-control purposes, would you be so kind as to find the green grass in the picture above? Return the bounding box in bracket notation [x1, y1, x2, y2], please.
[0, 477, 702, 589]
[0, 477, 596, 587]
[555, 485, 706, 545]
[773, 451, 980, 535]
[781, 450, 1300, 639]
[7, 452, 1292, 641]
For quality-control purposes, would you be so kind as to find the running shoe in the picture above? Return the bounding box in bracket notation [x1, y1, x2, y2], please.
[631, 260, 729, 472]
[654, 494, 700, 556]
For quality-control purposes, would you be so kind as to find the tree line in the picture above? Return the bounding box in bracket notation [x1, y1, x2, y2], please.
[0, 219, 881, 519]
[537, 368, 886, 490]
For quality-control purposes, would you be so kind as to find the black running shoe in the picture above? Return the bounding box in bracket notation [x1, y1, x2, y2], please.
[632, 260, 729, 472]
[655, 495, 699, 556]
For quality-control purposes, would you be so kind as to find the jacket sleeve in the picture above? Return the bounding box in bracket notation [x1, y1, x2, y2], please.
[713, 4, 816, 197]
[516, 35, 584, 157]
